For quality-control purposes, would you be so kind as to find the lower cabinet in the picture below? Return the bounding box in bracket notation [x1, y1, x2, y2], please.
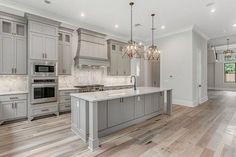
[98, 101, 107, 131]
[145, 93, 164, 115]
[0, 94, 27, 124]
[135, 96, 145, 118]
[59, 89, 79, 112]
[108, 97, 135, 127]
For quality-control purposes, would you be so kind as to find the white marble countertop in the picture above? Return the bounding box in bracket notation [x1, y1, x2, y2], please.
[71, 87, 172, 102]
[0, 91, 28, 96]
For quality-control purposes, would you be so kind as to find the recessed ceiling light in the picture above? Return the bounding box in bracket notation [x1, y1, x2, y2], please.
[114, 24, 119, 29]
[44, 0, 51, 4]
[139, 42, 143, 46]
[210, 9, 216, 13]
[161, 25, 165, 29]
[233, 23, 236, 27]
[80, 12, 85, 17]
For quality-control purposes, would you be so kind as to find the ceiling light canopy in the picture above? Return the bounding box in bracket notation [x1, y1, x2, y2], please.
[80, 12, 85, 17]
[44, 0, 51, 4]
[123, 2, 142, 59]
[145, 14, 160, 61]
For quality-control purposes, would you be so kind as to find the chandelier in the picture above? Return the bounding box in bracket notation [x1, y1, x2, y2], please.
[123, 2, 141, 59]
[145, 14, 160, 60]
[224, 39, 234, 57]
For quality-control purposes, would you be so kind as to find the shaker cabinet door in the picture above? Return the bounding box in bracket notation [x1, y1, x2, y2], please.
[45, 35, 57, 60]
[1, 102, 15, 120]
[1, 35, 15, 74]
[15, 37, 27, 74]
[29, 33, 44, 60]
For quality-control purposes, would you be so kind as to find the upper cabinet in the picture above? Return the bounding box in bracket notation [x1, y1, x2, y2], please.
[26, 14, 60, 61]
[0, 13, 27, 75]
[58, 27, 73, 75]
[107, 39, 131, 76]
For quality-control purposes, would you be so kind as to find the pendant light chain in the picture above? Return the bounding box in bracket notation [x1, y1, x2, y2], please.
[152, 14, 155, 47]
[130, 2, 134, 42]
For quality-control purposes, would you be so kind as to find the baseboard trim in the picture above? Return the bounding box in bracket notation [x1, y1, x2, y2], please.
[173, 99, 197, 107]
[208, 87, 236, 91]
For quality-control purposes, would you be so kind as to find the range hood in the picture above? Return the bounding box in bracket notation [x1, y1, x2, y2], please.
[74, 28, 110, 67]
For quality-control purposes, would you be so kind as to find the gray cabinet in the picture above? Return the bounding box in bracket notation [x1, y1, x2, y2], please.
[58, 28, 73, 75]
[145, 93, 164, 115]
[107, 39, 131, 76]
[98, 101, 107, 131]
[0, 94, 27, 124]
[135, 96, 145, 118]
[59, 89, 79, 112]
[108, 97, 135, 127]
[0, 18, 26, 75]
[27, 14, 60, 61]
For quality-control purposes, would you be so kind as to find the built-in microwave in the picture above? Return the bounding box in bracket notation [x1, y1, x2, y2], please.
[31, 61, 56, 76]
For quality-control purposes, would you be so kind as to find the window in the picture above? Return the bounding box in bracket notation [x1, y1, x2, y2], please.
[224, 63, 236, 83]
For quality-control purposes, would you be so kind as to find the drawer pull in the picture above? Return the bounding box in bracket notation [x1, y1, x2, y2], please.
[65, 98, 70, 101]
[10, 97, 18, 100]
[41, 109, 49, 112]
[65, 105, 70, 108]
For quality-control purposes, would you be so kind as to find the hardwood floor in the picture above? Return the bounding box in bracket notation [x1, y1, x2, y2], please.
[0, 90, 236, 157]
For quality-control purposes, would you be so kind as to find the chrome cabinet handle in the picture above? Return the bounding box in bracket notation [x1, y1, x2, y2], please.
[42, 53, 44, 59]
[45, 53, 47, 59]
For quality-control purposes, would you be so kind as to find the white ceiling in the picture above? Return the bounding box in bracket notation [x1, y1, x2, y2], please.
[0, 0, 236, 41]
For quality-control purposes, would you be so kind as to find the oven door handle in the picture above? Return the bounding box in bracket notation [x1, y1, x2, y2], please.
[32, 84, 57, 87]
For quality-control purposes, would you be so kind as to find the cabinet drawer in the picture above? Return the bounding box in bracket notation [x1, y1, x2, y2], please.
[59, 90, 79, 96]
[59, 103, 71, 111]
[32, 106, 57, 115]
[0, 94, 27, 102]
[59, 95, 71, 103]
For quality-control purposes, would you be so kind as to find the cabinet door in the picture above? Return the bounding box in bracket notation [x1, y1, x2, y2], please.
[45, 35, 57, 60]
[1, 35, 15, 74]
[145, 94, 154, 115]
[98, 101, 107, 131]
[63, 43, 72, 75]
[1, 102, 15, 120]
[29, 33, 44, 60]
[122, 97, 135, 122]
[135, 96, 145, 118]
[152, 93, 159, 112]
[123, 56, 131, 76]
[58, 43, 63, 74]
[15, 37, 26, 74]
[117, 53, 124, 75]
[15, 23, 26, 37]
[110, 44, 118, 75]
[1, 19, 13, 35]
[108, 98, 123, 127]
[15, 101, 27, 118]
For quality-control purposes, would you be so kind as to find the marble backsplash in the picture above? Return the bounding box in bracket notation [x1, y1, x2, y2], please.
[0, 76, 28, 92]
[0, 67, 131, 92]
[59, 67, 131, 88]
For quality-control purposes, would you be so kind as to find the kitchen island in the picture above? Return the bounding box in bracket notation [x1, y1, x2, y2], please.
[70, 87, 172, 151]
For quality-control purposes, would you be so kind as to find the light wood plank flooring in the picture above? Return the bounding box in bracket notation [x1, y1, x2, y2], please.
[0, 90, 236, 157]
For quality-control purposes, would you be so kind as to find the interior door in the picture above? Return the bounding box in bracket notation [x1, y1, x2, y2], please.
[2, 35, 15, 74]
[197, 50, 202, 105]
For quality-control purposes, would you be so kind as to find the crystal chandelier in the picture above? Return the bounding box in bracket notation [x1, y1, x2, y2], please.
[145, 14, 160, 60]
[224, 39, 234, 57]
[123, 2, 141, 59]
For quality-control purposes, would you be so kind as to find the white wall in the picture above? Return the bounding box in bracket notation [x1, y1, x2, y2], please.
[159, 28, 208, 107]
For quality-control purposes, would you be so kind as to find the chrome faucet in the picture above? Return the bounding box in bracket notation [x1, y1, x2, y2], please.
[130, 75, 137, 90]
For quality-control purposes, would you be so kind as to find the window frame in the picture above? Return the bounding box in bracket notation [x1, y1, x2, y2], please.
[224, 62, 236, 83]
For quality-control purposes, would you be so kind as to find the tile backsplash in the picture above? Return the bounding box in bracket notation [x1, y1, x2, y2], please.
[0, 76, 28, 92]
[0, 67, 131, 92]
[59, 66, 131, 88]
